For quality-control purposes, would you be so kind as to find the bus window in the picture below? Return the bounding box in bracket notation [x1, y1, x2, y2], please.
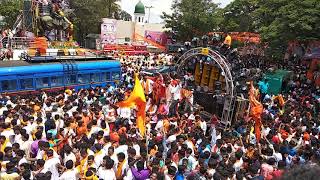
[78, 74, 90, 84]
[20, 79, 33, 90]
[102, 72, 111, 81]
[90, 73, 100, 82]
[1, 80, 17, 91]
[36, 77, 50, 88]
[112, 72, 120, 80]
[51, 76, 64, 87]
[65, 75, 77, 85]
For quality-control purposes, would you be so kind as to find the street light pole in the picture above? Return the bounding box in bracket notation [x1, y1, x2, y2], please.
[145, 6, 153, 23]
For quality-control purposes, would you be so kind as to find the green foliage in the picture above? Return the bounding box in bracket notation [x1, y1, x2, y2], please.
[69, 0, 121, 44]
[0, 0, 22, 28]
[221, 0, 259, 32]
[163, 0, 320, 59]
[162, 0, 222, 41]
[255, 0, 320, 59]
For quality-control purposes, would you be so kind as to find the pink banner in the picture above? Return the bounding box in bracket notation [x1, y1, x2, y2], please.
[101, 19, 117, 44]
[144, 30, 169, 46]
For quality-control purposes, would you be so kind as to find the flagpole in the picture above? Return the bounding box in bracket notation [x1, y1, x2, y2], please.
[162, 128, 167, 162]
[146, 122, 150, 166]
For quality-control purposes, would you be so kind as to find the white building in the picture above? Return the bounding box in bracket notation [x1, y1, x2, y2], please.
[101, 1, 169, 46]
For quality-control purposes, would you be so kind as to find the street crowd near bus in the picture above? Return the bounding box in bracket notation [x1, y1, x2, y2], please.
[1, 41, 320, 180]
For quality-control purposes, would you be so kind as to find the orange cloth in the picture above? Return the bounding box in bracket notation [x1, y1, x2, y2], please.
[281, 130, 289, 140]
[249, 82, 263, 142]
[116, 160, 126, 179]
[150, 148, 158, 156]
[34, 105, 41, 112]
[163, 119, 170, 133]
[29, 37, 48, 55]
[303, 133, 310, 141]
[110, 132, 120, 142]
[77, 126, 87, 137]
[274, 95, 285, 107]
[117, 74, 147, 137]
[278, 95, 285, 107]
[70, 122, 77, 130]
[118, 127, 127, 135]
[82, 115, 91, 126]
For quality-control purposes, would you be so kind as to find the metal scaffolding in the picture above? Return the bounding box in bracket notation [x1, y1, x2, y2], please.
[176, 47, 236, 127]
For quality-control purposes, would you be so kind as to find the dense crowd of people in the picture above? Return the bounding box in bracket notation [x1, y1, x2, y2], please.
[0, 46, 320, 180]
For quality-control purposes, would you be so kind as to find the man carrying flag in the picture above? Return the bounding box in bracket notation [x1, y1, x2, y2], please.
[249, 81, 263, 143]
[116, 74, 147, 137]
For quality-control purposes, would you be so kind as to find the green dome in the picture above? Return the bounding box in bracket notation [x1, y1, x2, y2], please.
[134, 1, 145, 14]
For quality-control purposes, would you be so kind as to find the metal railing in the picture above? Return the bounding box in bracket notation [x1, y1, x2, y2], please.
[1, 37, 33, 50]
[10, 37, 33, 49]
[20, 51, 115, 62]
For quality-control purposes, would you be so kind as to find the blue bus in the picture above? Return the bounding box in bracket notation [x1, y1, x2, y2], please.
[0, 58, 121, 94]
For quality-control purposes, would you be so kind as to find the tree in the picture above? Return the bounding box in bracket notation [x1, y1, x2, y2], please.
[0, 0, 22, 28]
[255, 0, 320, 59]
[221, 0, 259, 32]
[69, 0, 120, 44]
[162, 0, 221, 41]
[118, 11, 132, 21]
[210, 0, 320, 59]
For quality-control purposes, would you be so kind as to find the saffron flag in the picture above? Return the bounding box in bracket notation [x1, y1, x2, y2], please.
[249, 81, 263, 142]
[116, 74, 147, 137]
[274, 94, 285, 107]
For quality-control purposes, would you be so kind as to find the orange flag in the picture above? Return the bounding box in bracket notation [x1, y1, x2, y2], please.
[249, 82, 263, 142]
[276, 94, 285, 107]
[116, 74, 147, 137]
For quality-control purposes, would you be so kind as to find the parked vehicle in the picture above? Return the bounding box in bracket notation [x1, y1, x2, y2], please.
[0, 57, 121, 94]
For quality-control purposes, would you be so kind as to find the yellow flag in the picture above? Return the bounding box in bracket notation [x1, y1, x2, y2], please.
[116, 74, 147, 136]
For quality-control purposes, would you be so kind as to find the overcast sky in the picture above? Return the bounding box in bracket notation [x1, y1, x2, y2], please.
[120, 0, 233, 23]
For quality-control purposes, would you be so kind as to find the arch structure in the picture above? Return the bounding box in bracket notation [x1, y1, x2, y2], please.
[176, 47, 235, 127]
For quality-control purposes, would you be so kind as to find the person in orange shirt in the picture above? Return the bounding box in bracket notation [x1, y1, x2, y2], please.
[76, 120, 87, 139]
[82, 111, 92, 126]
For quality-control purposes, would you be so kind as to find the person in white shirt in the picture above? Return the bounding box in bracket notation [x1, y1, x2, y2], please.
[185, 148, 198, 171]
[103, 137, 112, 152]
[97, 156, 116, 180]
[115, 152, 129, 179]
[167, 80, 181, 101]
[117, 107, 131, 120]
[115, 137, 129, 158]
[94, 144, 106, 168]
[0, 123, 15, 140]
[59, 160, 79, 180]
[20, 134, 33, 159]
[36, 141, 59, 160]
[43, 149, 61, 180]
[63, 145, 76, 166]
[108, 146, 118, 166]
[16, 150, 28, 165]
[142, 77, 154, 95]
[169, 80, 181, 117]
[0, 103, 7, 116]
[199, 118, 207, 135]
[155, 119, 164, 132]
